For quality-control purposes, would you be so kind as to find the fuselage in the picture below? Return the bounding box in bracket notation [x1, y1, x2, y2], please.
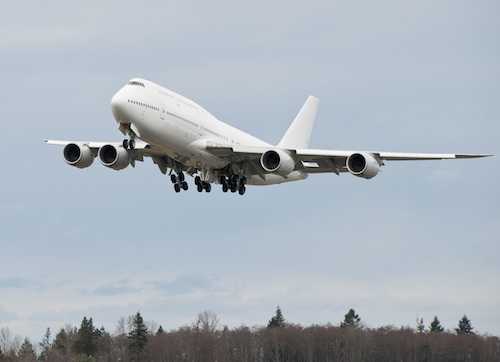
[110, 78, 306, 185]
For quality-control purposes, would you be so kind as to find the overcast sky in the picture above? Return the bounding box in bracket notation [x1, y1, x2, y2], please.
[1, 1, 499, 344]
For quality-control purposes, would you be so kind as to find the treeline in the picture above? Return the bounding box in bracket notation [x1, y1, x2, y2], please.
[1, 308, 499, 361]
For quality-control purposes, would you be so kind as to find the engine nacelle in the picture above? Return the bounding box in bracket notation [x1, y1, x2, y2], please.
[260, 149, 295, 176]
[98, 144, 130, 170]
[63, 143, 94, 169]
[346, 152, 380, 179]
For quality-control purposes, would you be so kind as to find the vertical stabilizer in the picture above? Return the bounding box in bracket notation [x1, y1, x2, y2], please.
[278, 96, 319, 149]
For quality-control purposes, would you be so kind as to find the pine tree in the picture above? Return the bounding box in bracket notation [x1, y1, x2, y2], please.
[429, 316, 444, 333]
[18, 338, 37, 361]
[74, 317, 98, 357]
[128, 312, 149, 361]
[341, 308, 361, 328]
[455, 315, 474, 335]
[267, 306, 287, 328]
[417, 318, 425, 333]
[156, 325, 165, 335]
[39, 328, 52, 361]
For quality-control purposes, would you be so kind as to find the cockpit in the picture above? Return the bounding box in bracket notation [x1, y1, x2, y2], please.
[128, 81, 145, 87]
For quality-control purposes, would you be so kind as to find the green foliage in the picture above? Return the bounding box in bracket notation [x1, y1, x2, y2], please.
[156, 325, 165, 335]
[18, 338, 37, 360]
[429, 316, 444, 333]
[417, 318, 425, 333]
[267, 306, 287, 328]
[341, 308, 361, 328]
[39, 327, 52, 360]
[456, 315, 474, 335]
[74, 317, 99, 357]
[54, 325, 78, 356]
[128, 311, 149, 361]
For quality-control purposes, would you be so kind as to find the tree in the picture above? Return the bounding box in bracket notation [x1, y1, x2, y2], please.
[341, 309, 361, 328]
[156, 325, 165, 335]
[54, 324, 78, 358]
[39, 327, 52, 360]
[195, 310, 220, 333]
[18, 338, 37, 361]
[128, 311, 149, 361]
[429, 316, 444, 333]
[456, 315, 474, 335]
[74, 316, 99, 357]
[417, 318, 425, 333]
[267, 306, 287, 328]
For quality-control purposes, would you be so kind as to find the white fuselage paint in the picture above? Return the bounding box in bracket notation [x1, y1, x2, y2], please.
[110, 78, 307, 185]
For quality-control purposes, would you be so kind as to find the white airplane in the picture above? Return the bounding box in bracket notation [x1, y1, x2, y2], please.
[45, 78, 491, 195]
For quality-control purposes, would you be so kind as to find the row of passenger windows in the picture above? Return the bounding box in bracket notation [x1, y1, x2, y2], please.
[128, 99, 159, 111]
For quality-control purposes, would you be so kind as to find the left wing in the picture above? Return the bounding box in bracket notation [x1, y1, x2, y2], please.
[206, 143, 491, 179]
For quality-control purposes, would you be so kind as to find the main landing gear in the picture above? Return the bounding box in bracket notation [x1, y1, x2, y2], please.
[220, 175, 246, 195]
[122, 139, 135, 150]
[170, 172, 188, 193]
[194, 176, 211, 193]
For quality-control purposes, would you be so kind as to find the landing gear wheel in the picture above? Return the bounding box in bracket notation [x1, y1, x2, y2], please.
[129, 139, 136, 149]
[122, 139, 129, 149]
[239, 185, 246, 195]
[178, 172, 185, 182]
[222, 183, 228, 192]
[182, 181, 188, 191]
[174, 184, 181, 193]
[194, 176, 201, 186]
[197, 184, 203, 192]
[170, 174, 177, 184]
[204, 183, 211, 192]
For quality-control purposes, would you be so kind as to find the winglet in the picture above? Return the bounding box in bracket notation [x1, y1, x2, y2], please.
[278, 96, 319, 149]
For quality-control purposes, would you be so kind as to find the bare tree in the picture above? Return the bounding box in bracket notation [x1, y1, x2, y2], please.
[194, 310, 220, 333]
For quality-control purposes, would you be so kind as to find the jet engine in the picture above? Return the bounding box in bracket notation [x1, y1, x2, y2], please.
[260, 149, 295, 175]
[98, 144, 130, 170]
[346, 152, 380, 179]
[62, 143, 94, 168]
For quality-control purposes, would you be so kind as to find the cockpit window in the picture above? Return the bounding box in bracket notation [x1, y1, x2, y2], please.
[128, 81, 145, 87]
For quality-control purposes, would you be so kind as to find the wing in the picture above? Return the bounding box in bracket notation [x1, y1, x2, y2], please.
[294, 149, 492, 174]
[44, 139, 179, 173]
[206, 142, 491, 179]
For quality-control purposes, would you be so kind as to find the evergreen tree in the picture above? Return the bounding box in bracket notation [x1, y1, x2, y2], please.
[156, 325, 165, 335]
[128, 312, 148, 361]
[340, 308, 361, 328]
[417, 318, 425, 333]
[74, 317, 98, 357]
[455, 315, 474, 335]
[267, 306, 287, 328]
[18, 338, 37, 361]
[429, 316, 444, 333]
[39, 327, 52, 360]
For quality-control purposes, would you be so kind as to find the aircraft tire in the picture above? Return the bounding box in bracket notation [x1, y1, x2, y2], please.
[174, 184, 181, 193]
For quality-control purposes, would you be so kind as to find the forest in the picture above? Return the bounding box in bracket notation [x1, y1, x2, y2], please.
[0, 308, 499, 361]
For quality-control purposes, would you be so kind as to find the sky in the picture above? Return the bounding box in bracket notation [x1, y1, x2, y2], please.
[1, 0, 499, 346]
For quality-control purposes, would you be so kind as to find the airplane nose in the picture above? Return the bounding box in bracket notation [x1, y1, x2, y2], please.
[111, 90, 128, 124]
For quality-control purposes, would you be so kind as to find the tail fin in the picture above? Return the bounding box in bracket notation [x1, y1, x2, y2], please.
[278, 96, 319, 149]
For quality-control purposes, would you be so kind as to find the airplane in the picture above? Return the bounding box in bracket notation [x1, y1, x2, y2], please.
[45, 78, 491, 195]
